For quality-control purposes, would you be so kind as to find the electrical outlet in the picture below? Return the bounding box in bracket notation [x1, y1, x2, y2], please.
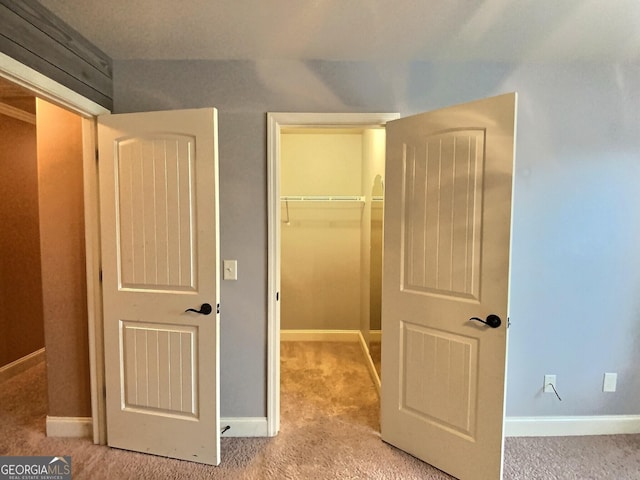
[544, 374, 557, 393]
[603, 373, 617, 392]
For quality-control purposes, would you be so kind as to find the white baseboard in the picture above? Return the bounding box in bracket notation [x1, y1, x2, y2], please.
[505, 415, 640, 437]
[0, 348, 45, 383]
[220, 417, 269, 437]
[358, 332, 380, 394]
[369, 330, 381, 343]
[46, 416, 93, 438]
[281, 329, 360, 342]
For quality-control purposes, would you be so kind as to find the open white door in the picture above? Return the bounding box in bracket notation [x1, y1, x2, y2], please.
[381, 94, 517, 480]
[98, 108, 220, 465]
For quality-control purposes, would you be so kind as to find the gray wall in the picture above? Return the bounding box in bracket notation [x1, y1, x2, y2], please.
[113, 59, 640, 418]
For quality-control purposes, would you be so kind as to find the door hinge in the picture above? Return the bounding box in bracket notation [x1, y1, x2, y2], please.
[95, 149, 99, 162]
[216, 303, 220, 314]
[102, 384, 107, 400]
[99, 268, 103, 283]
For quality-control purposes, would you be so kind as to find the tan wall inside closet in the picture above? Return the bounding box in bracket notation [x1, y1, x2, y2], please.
[0, 109, 45, 367]
[36, 99, 91, 417]
[281, 132, 363, 330]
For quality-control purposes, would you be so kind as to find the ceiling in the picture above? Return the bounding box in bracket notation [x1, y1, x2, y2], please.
[37, 0, 640, 63]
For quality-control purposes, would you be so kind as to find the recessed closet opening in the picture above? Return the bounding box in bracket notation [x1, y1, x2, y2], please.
[279, 126, 386, 384]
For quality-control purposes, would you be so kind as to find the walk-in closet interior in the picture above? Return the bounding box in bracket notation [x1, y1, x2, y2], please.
[280, 127, 385, 380]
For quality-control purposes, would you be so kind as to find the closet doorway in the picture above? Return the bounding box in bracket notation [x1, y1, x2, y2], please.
[266, 113, 399, 435]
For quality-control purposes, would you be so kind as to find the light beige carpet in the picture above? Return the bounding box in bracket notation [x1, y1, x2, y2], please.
[1, 342, 639, 479]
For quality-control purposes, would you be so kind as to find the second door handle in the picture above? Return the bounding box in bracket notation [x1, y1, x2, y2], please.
[185, 303, 213, 315]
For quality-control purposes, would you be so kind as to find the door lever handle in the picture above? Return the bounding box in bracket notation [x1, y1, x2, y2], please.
[185, 303, 213, 315]
[469, 314, 501, 328]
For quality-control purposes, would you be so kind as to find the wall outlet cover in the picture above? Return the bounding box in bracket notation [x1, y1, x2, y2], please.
[603, 372, 617, 392]
[543, 374, 557, 393]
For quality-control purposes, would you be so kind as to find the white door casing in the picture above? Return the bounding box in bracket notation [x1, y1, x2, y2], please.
[99, 108, 220, 465]
[380, 94, 517, 480]
[266, 112, 401, 436]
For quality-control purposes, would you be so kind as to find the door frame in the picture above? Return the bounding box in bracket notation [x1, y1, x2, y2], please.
[0, 52, 109, 444]
[266, 112, 400, 434]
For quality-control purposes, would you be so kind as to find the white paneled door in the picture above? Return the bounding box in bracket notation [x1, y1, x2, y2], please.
[98, 108, 220, 465]
[381, 94, 517, 480]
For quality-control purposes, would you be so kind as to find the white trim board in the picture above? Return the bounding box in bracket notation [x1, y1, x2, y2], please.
[280, 329, 361, 342]
[357, 332, 381, 394]
[504, 415, 640, 437]
[266, 112, 400, 439]
[0, 101, 36, 124]
[369, 330, 381, 343]
[46, 416, 92, 438]
[81, 117, 105, 446]
[0, 52, 109, 117]
[0, 348, 45, 383]
[220, 417, 268, 437]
